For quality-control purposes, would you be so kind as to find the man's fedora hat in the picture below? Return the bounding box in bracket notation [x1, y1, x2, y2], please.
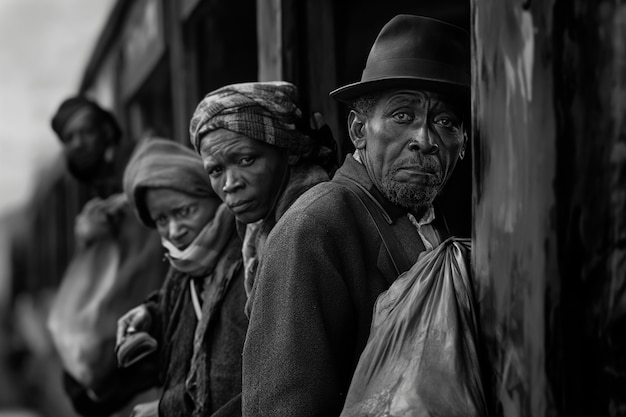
[330, 14, 470, 103]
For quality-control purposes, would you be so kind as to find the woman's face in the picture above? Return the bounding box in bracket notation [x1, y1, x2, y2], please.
[199, 129, 288, 224]
[145, 188, 219, 250]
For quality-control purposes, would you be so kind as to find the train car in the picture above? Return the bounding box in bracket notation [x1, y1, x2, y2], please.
[10, 1, 626, 416]
[77, 0, 472, 234]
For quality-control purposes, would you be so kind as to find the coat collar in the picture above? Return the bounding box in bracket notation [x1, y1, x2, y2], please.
[333, 154, 410, 224]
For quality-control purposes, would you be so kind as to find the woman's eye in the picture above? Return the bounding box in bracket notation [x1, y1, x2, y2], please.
[155, 216, 168, 228]
[178, 206, 192, 218]
[239, 156, 255, 166]
[207, 166, 223, 177]
[392, 112, 413, 122]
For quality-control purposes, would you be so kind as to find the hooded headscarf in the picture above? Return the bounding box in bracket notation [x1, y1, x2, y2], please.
[124, 138, 242, 414]
[123, 138, 216, 228]
[189, 81, 315, 157]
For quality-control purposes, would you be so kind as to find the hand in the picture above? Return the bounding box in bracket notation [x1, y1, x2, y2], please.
[74, 198, 112, 246]
[116, 304, 152, 348]
[130, 399, 159, 417]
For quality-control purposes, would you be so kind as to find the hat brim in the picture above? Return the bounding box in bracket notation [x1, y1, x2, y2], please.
[329, 77, 469, 104]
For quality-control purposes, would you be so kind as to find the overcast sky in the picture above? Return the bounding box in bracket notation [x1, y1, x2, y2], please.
[0, 0, 115, 215]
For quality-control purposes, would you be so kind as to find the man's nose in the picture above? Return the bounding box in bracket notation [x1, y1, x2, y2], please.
[408, 123, 438, 154]
[222, 169, 244, 193]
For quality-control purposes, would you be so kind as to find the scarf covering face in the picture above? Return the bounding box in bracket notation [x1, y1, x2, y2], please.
[123, 138, 217, 228]
[161, 203, 235, 277]
[189, 81, 314, 157]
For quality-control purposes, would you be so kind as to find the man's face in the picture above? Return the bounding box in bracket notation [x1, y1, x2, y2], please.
[353, 88, 466, 213]
[60, 107, 110, 180]
[199, 129, 288, 224]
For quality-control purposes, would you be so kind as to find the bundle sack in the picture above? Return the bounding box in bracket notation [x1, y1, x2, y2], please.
[47, 193, 166, 394]
[341, 238, 487, 417]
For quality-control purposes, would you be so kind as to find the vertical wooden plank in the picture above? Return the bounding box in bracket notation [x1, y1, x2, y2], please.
[473, 0, 557, 415]
[551, 1, 626, 415]
[304, 0, 341, 157]
[475, 0, 626, 415]
[165, 0, 189, 144]
[257, 0, 283, 81]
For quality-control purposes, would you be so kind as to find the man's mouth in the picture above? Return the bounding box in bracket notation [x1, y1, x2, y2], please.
[396, 166, 441, 184]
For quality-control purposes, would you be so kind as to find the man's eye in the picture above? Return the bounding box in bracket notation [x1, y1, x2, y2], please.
[436, 117, 452, 127]
[178, 206, 191, 217]
[239, 156, 255, 166]
[392, 112, 413, 122]
[155, 216, 168, 227]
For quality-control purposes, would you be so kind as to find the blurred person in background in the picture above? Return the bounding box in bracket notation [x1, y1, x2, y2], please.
[47, 96, 168, 416]
[117, 138, 247, 417]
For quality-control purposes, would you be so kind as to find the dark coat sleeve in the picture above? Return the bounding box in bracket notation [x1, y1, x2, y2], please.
[62, 360, 159, 417]
[242, 193, 358, 417]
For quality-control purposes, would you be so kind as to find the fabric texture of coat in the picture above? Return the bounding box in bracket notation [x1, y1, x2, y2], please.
[145, 231, 247, 417]
[242, 155, 449, 417]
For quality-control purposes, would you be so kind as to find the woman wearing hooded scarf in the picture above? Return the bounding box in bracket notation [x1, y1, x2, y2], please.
[116, 138, 247, 417]
[189, 81, 335, 316]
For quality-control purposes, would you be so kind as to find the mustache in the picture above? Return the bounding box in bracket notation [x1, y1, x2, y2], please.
[391, 155, 442, 178]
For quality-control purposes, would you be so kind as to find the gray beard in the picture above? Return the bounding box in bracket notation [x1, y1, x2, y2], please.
[380, 175, 439, 212]
[379, 155, 442, 212]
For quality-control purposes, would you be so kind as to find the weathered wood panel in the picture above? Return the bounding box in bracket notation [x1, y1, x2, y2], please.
[475, 0, 626, 415]
[473, 0, 557, 415]
[551, 1, 626, 416]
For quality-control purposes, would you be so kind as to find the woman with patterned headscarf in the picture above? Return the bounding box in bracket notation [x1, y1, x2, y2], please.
[190, 81, 335, 315]
[116, 138, 247, 417]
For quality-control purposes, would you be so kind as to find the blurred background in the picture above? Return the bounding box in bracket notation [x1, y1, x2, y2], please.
[0, 1, 115, 416]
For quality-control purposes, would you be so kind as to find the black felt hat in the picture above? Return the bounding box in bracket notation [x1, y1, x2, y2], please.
[330, 15, 470, 103]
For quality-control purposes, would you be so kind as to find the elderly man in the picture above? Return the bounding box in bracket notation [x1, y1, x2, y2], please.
[48, 97, 167, 417]
[242, 14, 469, 416]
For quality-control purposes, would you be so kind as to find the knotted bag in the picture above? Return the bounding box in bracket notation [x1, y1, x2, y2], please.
[340, 238, 487, 417]
[47, 194, 166, 396]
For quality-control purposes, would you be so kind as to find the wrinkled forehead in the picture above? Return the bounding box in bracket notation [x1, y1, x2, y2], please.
[199, 128, 258, 158]
[379, 88, 463, 109]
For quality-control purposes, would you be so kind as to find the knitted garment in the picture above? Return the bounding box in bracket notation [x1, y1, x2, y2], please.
[161, 203, 236, 278]
[242, 163, 330, 316]
[189, 81, 314, 157]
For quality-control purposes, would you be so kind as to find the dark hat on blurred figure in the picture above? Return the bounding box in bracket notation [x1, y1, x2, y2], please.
[51, 95, 121, 141]
[330, 14, 470, 103]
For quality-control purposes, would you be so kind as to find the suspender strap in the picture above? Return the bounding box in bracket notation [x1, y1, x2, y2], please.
[334, 177, 412, 275]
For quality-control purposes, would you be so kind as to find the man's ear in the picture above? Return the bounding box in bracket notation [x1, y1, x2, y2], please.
[461, 130, 468, 156]
[348, 110, 367, 150]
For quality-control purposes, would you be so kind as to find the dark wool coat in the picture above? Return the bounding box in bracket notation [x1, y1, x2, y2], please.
[242, 155, 449, 417]
[146, 232, 247, 417]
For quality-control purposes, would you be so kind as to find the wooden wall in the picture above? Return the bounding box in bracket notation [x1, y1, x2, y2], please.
[473, 0, 626, 415]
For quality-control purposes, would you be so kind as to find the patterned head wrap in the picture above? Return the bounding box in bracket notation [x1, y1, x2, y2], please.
[189, 81, 314, 157]
[51, 95, 121, 142]
[123, 138, 216, 228]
